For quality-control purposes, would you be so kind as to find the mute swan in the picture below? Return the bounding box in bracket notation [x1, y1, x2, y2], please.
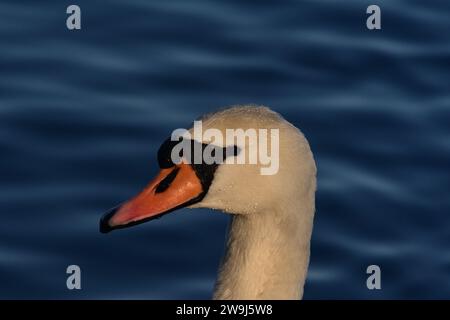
[100, 106, 317, 299]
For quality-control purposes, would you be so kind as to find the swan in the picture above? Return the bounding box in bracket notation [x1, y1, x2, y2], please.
[100, 105, 317, 299]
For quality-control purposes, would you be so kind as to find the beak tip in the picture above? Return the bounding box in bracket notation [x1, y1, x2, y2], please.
[99, 206, 120, 234]
[99, 220, 112, 233]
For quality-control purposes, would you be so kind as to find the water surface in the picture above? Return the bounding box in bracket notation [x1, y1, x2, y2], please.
[0, 0, 449, 299]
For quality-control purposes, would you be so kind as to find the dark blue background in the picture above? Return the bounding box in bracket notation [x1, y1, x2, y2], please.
[0, 0, 449, 299]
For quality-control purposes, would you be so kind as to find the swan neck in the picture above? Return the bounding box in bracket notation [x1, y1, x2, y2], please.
[213, 204, 312, 300]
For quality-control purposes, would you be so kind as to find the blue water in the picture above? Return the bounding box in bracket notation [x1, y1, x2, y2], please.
[1, 0, 450, 299]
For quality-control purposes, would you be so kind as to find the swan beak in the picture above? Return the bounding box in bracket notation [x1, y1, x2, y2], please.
[100, 163, 203, 233]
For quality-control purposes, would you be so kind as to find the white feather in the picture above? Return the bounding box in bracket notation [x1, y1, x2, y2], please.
[188, 105, 317, 300]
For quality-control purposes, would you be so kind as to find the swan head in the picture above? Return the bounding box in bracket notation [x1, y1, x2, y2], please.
[100, 105, 316, 232]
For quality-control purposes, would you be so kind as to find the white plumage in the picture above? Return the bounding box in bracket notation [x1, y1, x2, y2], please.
[188, 106, 317, 299]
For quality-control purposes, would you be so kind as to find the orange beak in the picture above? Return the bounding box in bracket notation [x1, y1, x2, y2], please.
[100, 162, 204, 233]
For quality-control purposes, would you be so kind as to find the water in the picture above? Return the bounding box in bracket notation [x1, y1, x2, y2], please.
[1, 0, 449, 299]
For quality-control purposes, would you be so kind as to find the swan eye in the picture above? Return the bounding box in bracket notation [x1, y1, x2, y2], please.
[225, 145, 240, 158]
